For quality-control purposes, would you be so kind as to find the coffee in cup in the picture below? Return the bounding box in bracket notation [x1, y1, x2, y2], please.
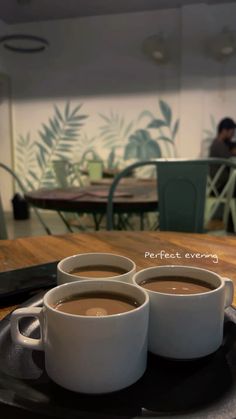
[57, 253, 136, 285]
[54, 291, 140, 316]
[133, 265, 234, 360]
[139, 276, 215, 294]
[69, 265, 128, 278]
[11, 280, 149, 394]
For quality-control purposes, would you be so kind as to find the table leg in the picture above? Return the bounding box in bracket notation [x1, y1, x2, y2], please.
[92, 214, 104, 230]
[140, 213, 145, 230]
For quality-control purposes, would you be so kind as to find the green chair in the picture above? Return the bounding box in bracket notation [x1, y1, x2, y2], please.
[107, 159, 212, 233]
[222, 168, 236, 232]
[157, 160, 208, 233]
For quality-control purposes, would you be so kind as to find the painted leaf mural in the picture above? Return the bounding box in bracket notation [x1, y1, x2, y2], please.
[99, 111, 134, 169]
[16, 102, 88, 189]
[37, 103, 88, 187]
[139, 100, 179, 157]
[15, 133, 39, 190]
[73, 132, 98, 164]
[148, 119, 167, 129]
[159, 99, 172, 126]
[124, 129, 161, 160]
[15, 99, 180, 187]
[99, 111, 134, 148]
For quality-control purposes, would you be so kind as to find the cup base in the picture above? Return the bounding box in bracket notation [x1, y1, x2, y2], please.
[48, 365, 147, 395]
[148, 345, 221, 362]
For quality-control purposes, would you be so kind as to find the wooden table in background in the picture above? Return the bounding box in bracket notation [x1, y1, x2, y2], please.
[1, 231, 236, 319]
[24, 181, 157, 214]
[24, 180, 158, 230]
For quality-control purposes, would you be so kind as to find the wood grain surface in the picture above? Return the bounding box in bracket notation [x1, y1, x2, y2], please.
[1, 231, 236, 319]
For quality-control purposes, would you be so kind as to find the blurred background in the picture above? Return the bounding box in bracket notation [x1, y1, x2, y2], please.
[0, 0, 236, 227]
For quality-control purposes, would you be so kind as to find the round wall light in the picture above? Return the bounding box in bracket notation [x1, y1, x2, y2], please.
[0, 34, 49, 53]
[142, 33, 170, 64]
[206, 27, 236, 61]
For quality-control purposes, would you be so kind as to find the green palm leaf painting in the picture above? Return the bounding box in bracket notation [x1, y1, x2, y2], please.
[99, 111, 135, 169]
[138, 100, 179, 157]
[159, 100, 172, 126]
[15, 102, 88, 190]
[70, 132, 98, 165]
[99, 111, 134, 148]
[15, 98, 180, 188]
[124, 129, 161, 160]
[15, 133, 39, 190]
[36, 103, 88, 188]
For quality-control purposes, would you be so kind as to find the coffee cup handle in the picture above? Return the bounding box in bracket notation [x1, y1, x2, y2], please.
[222, 278, 234, 308]
[10, 307, 44, 350]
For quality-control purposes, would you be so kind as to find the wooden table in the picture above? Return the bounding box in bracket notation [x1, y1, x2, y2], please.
[24, 180, 158, 230]
[1, 231, 236, 320]
[80, 167, 124, 178]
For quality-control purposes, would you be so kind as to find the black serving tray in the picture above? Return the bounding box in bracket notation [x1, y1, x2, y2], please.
[0, 261, 58, 307]
[1, 290, 236, 419]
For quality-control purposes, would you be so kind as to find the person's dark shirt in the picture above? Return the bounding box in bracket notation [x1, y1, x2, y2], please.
[209, 138, 231, 192]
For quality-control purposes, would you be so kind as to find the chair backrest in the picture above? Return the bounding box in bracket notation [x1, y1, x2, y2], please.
[106, 159, 225, 233]
[222, 168, 236, 228]
[157, 160, 208, 233]
[204, 157, 236, 226]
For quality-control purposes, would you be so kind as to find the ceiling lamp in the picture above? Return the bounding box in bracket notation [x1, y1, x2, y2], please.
[207, 27, 236, 61]
[0, 34, 49, 53]
[142, 33, 170, 64]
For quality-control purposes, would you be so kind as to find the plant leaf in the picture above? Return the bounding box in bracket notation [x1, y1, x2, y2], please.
[124, 121, 133, 137]
[172, 119, 179, 140]
[99, 113, 111, 123]
[69, 104, 82, 118]
[157, 136, 175, 145]
[28, 170, 40, 182]
[159, 100, 172, 125]
[124, 142, 138, 160]
[137, 110, 156, 123]
[146, 140, 162, 159]
[54, 105, 63, 122]
[148, 119, 167, 129]
[64, 102, 70, 119]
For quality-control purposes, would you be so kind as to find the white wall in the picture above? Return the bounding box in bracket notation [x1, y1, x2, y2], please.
[0, 74, 13, 211]
[0, 20, 13, 211]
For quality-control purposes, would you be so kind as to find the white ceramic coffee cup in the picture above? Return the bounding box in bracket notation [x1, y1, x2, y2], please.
[57, 252, 136, 285]
[133, 265, 234, 360]
[11, 280, 149, 394]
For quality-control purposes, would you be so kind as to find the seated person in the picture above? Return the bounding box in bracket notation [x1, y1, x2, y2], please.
[209, 117, 236, 192]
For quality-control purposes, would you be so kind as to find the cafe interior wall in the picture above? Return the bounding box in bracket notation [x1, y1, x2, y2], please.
[0, 47, 13, 212]
[1, 2, 236, 209]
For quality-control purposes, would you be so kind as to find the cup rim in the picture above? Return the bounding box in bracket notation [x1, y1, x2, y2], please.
[57, 252, 136, 281]
[133, 265, 225, 297]
[44, 279, 149, 319]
